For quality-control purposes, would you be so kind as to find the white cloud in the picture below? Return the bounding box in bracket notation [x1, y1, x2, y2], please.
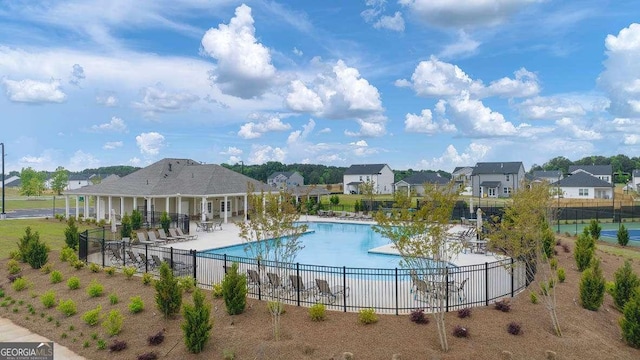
[598, 23, 640, 117]
[416, 143, 490, 171]
[133, 85, 199, 116]
[517, 96, 587, 120]
[399, 0, 543, 28]
[374, 12, 405, 32]
[68, 150, 100, 171]
[286, 80, 323, 112]
[624, 134, 640, 145]
[439, 30, 480, 58]
[136, 132, 165, 156]
[201, 4, 276, 99]
[446, 92, 519, 136]
[129, 157, 141, 166]
[292, 47, 303, 56]
[96, 94, 118, 107]
[404, 108, 456, 134]
[238, 117, 291, 139]
[220, 146, 243, 156]
[2, 78, 66, 103]
[319, 127, 331, 133]
[349, 139, 377, 157]
[555, 117, 602, 140]
[248, 144, 286, 164]
[345, 119, 386, 137]
[90, 116, 127, 132]
[395, 56, 483, 97]
[484, 68, 539, 98]
[287, 119, 315, 145]
[69, 64, 85, 86]
[103, 141, 123, 150]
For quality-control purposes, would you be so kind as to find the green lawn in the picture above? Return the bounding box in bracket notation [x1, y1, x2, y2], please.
[0, 218, 97, 258]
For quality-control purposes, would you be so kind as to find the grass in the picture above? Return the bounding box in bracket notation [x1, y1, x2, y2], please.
[0, 188, 90, 210]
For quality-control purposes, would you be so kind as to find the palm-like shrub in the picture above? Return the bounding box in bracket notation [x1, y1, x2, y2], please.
[154, 262, 182, 319]
[221, 262, 247, 315]
[612, 260, 640, 311]
[181, 288, 213, 353]
[574, 229, 595, 271]
[580, 258, 605, 311]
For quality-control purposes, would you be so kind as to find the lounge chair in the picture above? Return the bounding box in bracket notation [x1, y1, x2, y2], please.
[176, 227, 197, 240]
[289, 275, 315, 299]
[147, 230, 167, 245]
[163, 256, 192, 276]
[247, 269, 262, 291]
[168, 228, 189, 241]
[266, 272, 287, 296]
[151, 254, 165, 268]
[136, 231, 156, 246]
[195, 222, 202, 232]
[109, 248, 124, 266]
[138, 253, 152, 270]
[157, 228, 177, 243]
[126, 250, 144, 270]
[314, 279, 350, 304]
[448, 278, 468, 302]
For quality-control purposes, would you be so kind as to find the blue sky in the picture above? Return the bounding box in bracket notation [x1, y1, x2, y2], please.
[1, 1, 640, 173]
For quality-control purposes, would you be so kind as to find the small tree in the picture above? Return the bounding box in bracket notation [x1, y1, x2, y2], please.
[64, 217, 80, 250]
[617, 224, 630, 246]
[154, 261, 182, 319]
[182, 288, 212, 353]
[620, 290, 640, 348]
[612, 260, 640, 311]
[51, 166, 69, 195]
[359, 180, 376, 213]
[541, 222, 555, 259]
[17, 226, 39, 262]
[574, 228, 595, 272]
[579, 258, 605, 311]
[131, 209, 143, 231]
[588, 219, 601, 240]
[120, 213, 132, 239]
[329, 195, 340, 206]
[160, 212, 171, 234]
[25, 236, 49, 269]
[221, 262, 247, 315]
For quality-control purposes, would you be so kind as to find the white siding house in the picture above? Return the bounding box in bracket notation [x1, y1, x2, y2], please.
[632, 170, 640, 191]
[550, 172, 613, 199]
[568, 165, 612, 184]
[267, 171, 304, 189]
[343, 164, 394, 194]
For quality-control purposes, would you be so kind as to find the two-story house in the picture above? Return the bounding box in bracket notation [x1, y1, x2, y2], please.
[452, 166, 473, 191]
[632, 169, 640, 192]
[267, 171, 304, 189]
[471, 162, 525, 198]
[550, 171, 613, 199]
[568, 165, 612, 184]
[343, 164, 394, 195]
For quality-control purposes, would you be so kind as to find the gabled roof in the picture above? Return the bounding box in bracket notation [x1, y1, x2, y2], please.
[267, 171, 298, 180]
[64, 158, 270, 197]
[568, 165, 612, 176]
[68, 174, 90, 181]
[471, 162, 523, 175]
[551, 172, 613, 188]
[344, 164, 388, 175]
[452, 166, 473, 174]
[395, 172, 449, 186]
[533, 170, 562, 179]
[2, 176, 21, 187]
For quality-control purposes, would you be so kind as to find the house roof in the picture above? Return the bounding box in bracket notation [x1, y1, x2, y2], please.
[633, 169, 640, 177]
[452, 166, 473, 174]
[267, 171, 299, 180]
[568, 165, 612, 176]
[533, 170, 562, 179]
[344, 164, 388, 175]
[346, 181, 362, 185]
[1, 176, 21, 187]
[395, 172, 449, 186]
[68, 174, 90, 181]
[471, 162, 523, 175]
[63, 158, 270, 197]
[551, 172, 613, 188]
[479, 181, 501, 188]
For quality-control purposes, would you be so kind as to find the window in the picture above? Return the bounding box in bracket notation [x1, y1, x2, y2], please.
[579, 188, 589, 196]
[505, 174, 510, 182]
[366, 176, 370, 181]
[503, 187, 511, 195]
[359, 176, 363, 181]
[220, 201, 230, 212]
[207, 202, 212, 213]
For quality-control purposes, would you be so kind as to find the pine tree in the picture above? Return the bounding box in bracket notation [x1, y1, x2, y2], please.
[612, 260, 640, 311]
[221, 262, 247, 315]
[574, 228, 595, 271]
[181, 288, 213, 353]
[617, 224, 630, 246]
[64, 217, 79, 250]
[620, 290, 640, 348]
[580, 258, 605, 311]
[154, 262, 182, 318]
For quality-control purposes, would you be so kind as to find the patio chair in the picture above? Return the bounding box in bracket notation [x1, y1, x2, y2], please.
[413, 278, 434, 302]
[138, 253, 153, 270]
[247, 269, 262, 292]
[168, 228, 189, 242]
[314, 279, 350, 304]
[126, 250, 144, 270]
[109, 248, 124, 266]
[195, 222, 202, 232]
[266, 272, 287, 296]
[147, 230, 168, 245]
[163, 256, 193, 276]
[176, 227, 197, 240]
[212, 221, 223, 231]
[289, 275, 315, 299]
[157, 228, 177, 243]
[151, 254, 165, 269]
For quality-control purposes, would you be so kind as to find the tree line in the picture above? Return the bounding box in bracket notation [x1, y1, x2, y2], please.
[530, 154, 640, 182]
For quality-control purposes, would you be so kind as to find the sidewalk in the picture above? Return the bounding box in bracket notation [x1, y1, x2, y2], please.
[0, 317, 85, 359]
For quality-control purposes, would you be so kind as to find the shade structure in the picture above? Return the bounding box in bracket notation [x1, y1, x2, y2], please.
[476, 208, 483, 236]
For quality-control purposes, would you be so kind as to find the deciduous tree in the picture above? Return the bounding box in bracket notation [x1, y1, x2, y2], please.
[51, 166, 69, 195]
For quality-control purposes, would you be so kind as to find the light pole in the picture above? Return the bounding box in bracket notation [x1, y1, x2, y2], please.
[239, 160, 244, 175]
[1, 142, 5, 220]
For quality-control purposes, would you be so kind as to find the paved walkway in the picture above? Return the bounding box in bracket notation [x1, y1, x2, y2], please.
[0, 317, 85, 359]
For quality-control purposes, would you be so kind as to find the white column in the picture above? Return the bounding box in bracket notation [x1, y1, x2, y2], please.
[108, 196, 112, 222]
[84, 196, 89, 219]
[96, 196, 101, 220]
[224, 195, 228, 223]
[165, 196, 170, 213]
[120, 197, 124, 216]
[146, 198, 152, 217]
[244, 194, 248, 222]
[133, 197, 137, 211]
[177, 196, 182, 215]
[75, 196, 79, 220]
[201, 197, 207, 222]
[65, 196, 69, 218]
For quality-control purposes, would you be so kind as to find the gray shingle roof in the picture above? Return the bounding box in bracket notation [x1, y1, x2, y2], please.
[533, 170, 562, 179]
[551, 172, 613, 188]
[344, 164, 388, 175]
[452, 166, 473, 174]
[396, 172, 449, 186]
[471, 162, 523, 175]
[568, 165, 612, 176]
[267, 171, 296, 180]
[63, 158, 270, 197]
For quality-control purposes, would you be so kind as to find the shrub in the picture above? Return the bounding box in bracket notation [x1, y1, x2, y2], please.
[358, 308, 378, 324]
[410, 308, 429, 323]
[147, 330, 165, 345]
[108, 293, 119, 305]
[8, 274, 21, 283]
[109, 339, 127, 352]
[211, 282, 223, 298]
[120, 213, 132, 239]
[580, 257, 605, 311]
[39, 262, 53, 274]
[542, 226, 555, 259]
[137, 352, 158, 360]
[7, 259, 21, 275]
[89, 263, 101, 273]
[122, 266, 137, 279]
[507, 322, 522, 335]
[606, 281, 616, 296]
[64, 217, 80, 250]
[22, 233, 49, 270]
[618, 224, 630, 246]
[494, 299, 511, 312]
[539, 282, 548, 296]
[574, 229, 595, 271]
[50, 271, 63, 284]
[160, 212, 171, 234]
[82, 305, 102, 326]
[588, 219, 601, 240]
[12, 277, 28, 292]
[221, 262, 247, 315]
[142, 273, 154, 285]
[87, 279, 104, 297]
[71, 260, 85, 270]
[40, 290, 56, 308]
[181, 288, 213, 353]
[154, 262, 182, 319]
[620, 290, 640, 348]
[612, 260, 640, 311]
[178, 276, 196, 293]
[452, 325, 469, 338]
[131, 210, 143, 230]
[16, 227, 38, 263]
[457, 307, 472, 318]
[530, 292, 538, 304]
[104, 267, 116, 276]
[60, 247, 77, 263]
[67, 277, 80, 290]
[309, 303, 326, 322]
[97, 339, 106, 350]
[557, 268, 566, 283]
[549, 258, 558, 270]
[102, 309, 124, 336]
[58, 299, 77, 317]
[129, 296, 144, 314]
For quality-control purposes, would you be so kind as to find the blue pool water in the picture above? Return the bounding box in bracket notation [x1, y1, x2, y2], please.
[601, 229, 640, 242]
[205, 222, 406, 268]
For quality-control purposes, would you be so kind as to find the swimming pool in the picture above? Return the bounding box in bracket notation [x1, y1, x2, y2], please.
[601, 229, 640, 243]
[204, 222, 425, 268]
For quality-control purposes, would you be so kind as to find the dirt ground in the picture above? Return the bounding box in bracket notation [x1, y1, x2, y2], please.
[1, 235, 640, 360]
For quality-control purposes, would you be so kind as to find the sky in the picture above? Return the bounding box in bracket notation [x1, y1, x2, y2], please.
[1, 1, 640, 174]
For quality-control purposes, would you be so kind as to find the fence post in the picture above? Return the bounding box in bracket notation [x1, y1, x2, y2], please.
[257, 259, 262, 300]
[485, 262, 489, 306]
[191, 249, 197, 281]
[170, 247, 174, 270]
[510, 258, 514, 297]
[223, 254, 227, 274]
[296, 263, 300, 307]
[144, 244, 148, 273]
[395, 268, 399, 316]
[121, 240, 126, 267]
[342, 266, 347, 312]
[445, 268, 449, 312]
[101, 238, 105, 268]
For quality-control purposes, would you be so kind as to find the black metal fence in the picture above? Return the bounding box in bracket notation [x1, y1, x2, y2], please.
[79, 229, 529, 314]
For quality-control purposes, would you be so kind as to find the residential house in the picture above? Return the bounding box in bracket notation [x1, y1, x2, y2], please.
[63, 158, 271, 224]
[632, 170, 640, 191]
[267, 171, 304, 189]
[66, 174, 92, 190]
[471, 162, 526, 198]
[343, 164, 394, 195]
[532, 170, 563, 184]
[550, 172, 613, 199]
[393, 172, 450, 196]
[452, 166, 473, 190]
[0, 176, 20, 188]
[568, 165, 612, 184]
